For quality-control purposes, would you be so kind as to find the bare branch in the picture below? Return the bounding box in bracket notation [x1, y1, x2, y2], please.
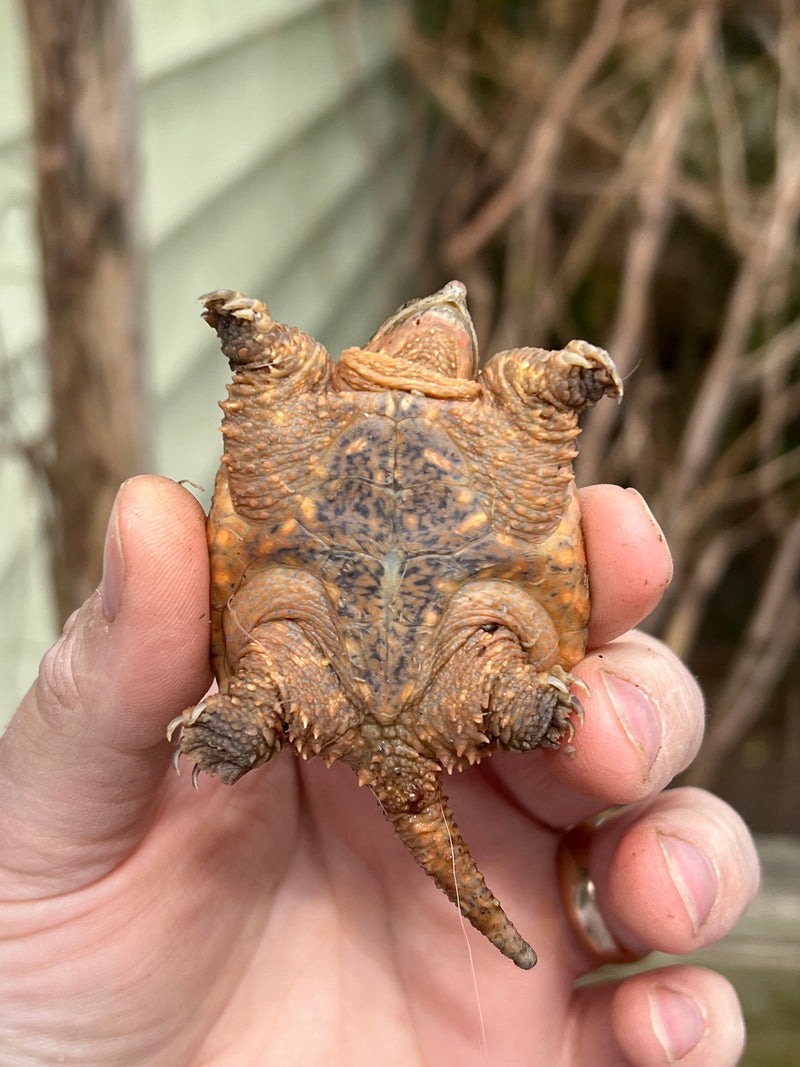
[444, 0, 628, 265]
[578, 4, 716, 485]
[22, 0, 146, 621]
[686, 516, 800, 786]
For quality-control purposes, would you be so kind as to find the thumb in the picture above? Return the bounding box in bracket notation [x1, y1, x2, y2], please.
[0, 475, 211, 898]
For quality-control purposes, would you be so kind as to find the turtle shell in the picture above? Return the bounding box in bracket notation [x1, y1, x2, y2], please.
[173, 281, 623, 969]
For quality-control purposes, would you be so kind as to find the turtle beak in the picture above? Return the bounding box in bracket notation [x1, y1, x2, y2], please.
[429, 281, 480, 377]
[367, 280, 479, 379]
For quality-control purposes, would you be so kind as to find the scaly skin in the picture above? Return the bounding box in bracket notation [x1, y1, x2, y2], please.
[169, 281, 622, 968]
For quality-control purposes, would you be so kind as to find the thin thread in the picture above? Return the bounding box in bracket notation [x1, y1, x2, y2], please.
[227, 597, 272, 657]
[440, 797, 489, 1063]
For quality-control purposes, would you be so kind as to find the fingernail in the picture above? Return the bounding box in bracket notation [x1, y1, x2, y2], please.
[600, 673, 661, 772]
[650, 986, 705, 1062]
[101, 488, 125, 622]
[625, 487, 673, 583]
[659, 833, 719, 932]
[625, 486, 658, 523]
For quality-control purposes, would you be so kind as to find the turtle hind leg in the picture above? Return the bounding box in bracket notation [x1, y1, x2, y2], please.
[169, 617, 361, 785]
[167, 658, 285, 785]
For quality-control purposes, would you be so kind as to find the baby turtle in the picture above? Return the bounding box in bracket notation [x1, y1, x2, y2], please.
[169, 281, 622, 968]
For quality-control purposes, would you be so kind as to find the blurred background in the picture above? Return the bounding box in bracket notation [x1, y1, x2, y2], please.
[0, 1, 797, 1061]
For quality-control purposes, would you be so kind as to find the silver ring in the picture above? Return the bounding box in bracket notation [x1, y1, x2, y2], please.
[557, 820, 646, 965]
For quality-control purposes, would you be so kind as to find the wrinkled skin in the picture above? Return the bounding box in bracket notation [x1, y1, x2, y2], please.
[171, 282, 622, 968]
[0, 477, 759, 1066]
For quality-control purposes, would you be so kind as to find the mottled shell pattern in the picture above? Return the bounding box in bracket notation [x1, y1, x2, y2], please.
[169, 281, 622, 968]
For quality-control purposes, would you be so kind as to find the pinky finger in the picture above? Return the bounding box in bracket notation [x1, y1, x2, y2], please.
[570, 966, 745, 1067]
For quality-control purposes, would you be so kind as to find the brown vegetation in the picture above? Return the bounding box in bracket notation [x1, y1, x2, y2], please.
[407, 0, 800, 824]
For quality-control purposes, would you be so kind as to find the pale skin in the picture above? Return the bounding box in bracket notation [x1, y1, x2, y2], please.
[0, 476, 758, 1066]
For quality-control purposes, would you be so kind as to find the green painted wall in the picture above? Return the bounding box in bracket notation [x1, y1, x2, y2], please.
[0, 0, 412, 723]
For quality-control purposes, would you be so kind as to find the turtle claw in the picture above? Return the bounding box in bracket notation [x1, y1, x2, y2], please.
[220, 294, 262, 322]
[572, 675, 591, 697]
[199, 288, 236, 305]
[167, 701, 207, 743]
[547, 671, 570, 697]
[548, 665, 589, 699]
[544, 666, 587, 745]
[561, 346, 596, 370]
[167, 702, 210, 783]
[570, 694, 585, 726]
[170, 745, 203, 789]
[558, 340, 624, 407]
[221, 294, 257, 311]
[167, 704, 206, 789]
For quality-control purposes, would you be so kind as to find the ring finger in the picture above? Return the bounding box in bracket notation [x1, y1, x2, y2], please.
[563, 786, 760, 965]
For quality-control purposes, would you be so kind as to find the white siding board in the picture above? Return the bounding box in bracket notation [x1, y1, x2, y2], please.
[134, 0, 330, 81]
[153, 355, 229, 514]
[154, 141, 412, 484]
[0, 138, 40, 359]
[0, 0, 410, 725]
[269, 156, 410, 342]
[0, 531, 55, 714]
[147, 70, 406, 397]
[140, 2, 398, 246]
[0, 4, 29, 145]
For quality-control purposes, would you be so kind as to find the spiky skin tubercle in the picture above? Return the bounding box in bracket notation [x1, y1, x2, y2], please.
[170, 281, 623, 969]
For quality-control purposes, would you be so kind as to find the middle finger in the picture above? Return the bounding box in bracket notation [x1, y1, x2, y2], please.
[488, 629, 705, 830]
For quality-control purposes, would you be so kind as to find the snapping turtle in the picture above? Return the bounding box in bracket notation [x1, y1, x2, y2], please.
[169, 281, 622, 968]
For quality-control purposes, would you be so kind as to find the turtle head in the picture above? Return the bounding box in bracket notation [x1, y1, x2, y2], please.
[366, 280, 479, 380]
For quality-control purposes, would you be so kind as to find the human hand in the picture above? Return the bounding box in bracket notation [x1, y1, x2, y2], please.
[0, 476, 758, 1066]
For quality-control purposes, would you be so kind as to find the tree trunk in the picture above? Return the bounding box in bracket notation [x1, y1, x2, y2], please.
[22, 0, 146, 623]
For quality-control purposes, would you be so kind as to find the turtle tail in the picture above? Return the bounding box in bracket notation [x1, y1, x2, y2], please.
[387, 785, 537, 969]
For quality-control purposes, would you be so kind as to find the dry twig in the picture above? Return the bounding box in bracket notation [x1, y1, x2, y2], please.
[407, 0, 800, 802]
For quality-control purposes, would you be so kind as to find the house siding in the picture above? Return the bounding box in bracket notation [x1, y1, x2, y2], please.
[0, 0, 412, 724]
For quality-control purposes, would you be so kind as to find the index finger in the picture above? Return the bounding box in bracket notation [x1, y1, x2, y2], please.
[580, 484, 673, 647]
